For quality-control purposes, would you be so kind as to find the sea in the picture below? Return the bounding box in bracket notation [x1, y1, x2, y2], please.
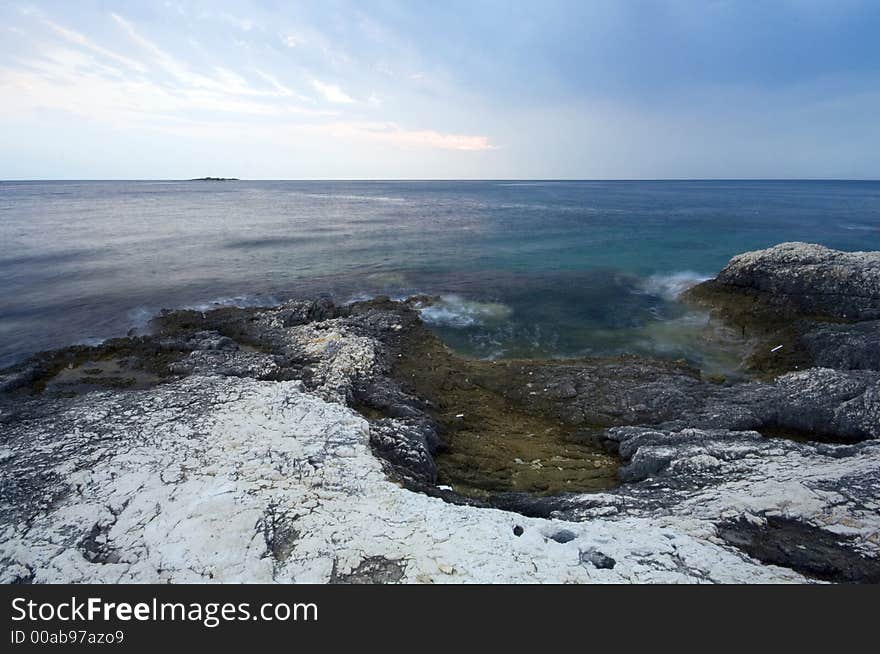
[2, 180, 879, 371]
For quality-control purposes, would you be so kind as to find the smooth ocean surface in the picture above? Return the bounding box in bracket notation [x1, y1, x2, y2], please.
[2, 180, 879, 370]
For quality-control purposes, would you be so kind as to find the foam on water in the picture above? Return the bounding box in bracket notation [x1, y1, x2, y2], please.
[126, 306, 159, 333]
[295, 192, 407, 203]
[417, 295, 514, 328]
[127, 294, 283, 335]
[640, 271, 710, 300]
[184, 294, 283, 313]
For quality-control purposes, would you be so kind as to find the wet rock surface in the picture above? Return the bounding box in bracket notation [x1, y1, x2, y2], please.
[710, 242, 880, 321]
[685, 242, 880, 376]
[1, 243, 879, 583]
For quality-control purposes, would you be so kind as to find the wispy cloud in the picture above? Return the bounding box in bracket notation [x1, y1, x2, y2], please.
[42, 18, 147, 73]
[317, 121, 495, 151]
[111, 13, 192, 82]
[216, 12, 256, 32]
[0, 14, 332, 123]
[109, 14, 306, 102]
[312, 79, 355, 104]
[142, 117, 496, 153]
[254, 69, 294, 97]
[0, 11, 495, 157]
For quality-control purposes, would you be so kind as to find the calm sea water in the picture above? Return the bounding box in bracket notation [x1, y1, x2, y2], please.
[1, 180, 879, 370]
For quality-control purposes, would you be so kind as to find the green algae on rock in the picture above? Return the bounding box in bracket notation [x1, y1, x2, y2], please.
[388, 318, 619, 496]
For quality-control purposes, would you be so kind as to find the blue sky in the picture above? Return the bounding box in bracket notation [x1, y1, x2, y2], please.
[1, 0, 879, 179]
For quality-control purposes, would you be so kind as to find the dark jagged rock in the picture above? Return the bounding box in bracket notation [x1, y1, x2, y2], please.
[658, 368, 880, 443]
[369, 417, 440, 485]
[717, 515, 880, 583]
[330, 556, 407, 584]
[580, 549, 616, 570]
[275, 297, 339, 327]
[800, 320, 880, 370]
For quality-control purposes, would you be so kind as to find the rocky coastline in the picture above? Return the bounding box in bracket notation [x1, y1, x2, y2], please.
[1, 242, 879, 583]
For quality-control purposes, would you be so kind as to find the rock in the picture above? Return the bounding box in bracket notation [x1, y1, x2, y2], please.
[275, 298, 338, 327]
[716, 515, 880, 583]
[330, 556, 407, 584]
[2, 244, 880, 583]
[580, 549, 616, 569]
[250, 315, 386, 404]
[548, 529, 576, 544]
[684, 243, 880, 374]
[659, 368, 880, 443]
[471, 357, 706, 428]
[800, 320, 880, 370]
[369, 418, 440, 485]
[184, 330, 239, 351]
[168, 349, 280, 379]
[711, 242, 880, 321]
[553, 425, 880, 581]
[0, 376, 819, 583]
[0, 364, 42, 393]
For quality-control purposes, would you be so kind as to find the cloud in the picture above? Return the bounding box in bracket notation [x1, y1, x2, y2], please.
[120, 116, 496, 152]
[280, 32, 298, 48]
[254, 70, 294, 97]
[216, 12, 255, 32]
[0, 12, 495, 163]
[40, 17, 147, 73]
[317, 121, 495, 151]
[312, 79, 355, 104]
[0, 15, 333, 124]
[163, 2, 186, 16]
[108, 13, 305, 102]
[111, 13, 194, 83]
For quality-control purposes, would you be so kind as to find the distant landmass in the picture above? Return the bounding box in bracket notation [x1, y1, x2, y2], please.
[189, 176, 239, 181]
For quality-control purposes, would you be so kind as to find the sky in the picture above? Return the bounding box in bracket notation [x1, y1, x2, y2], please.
[1, 0, 879, 179]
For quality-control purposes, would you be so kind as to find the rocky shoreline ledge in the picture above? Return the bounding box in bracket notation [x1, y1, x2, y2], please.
[1, 242, 879, 583]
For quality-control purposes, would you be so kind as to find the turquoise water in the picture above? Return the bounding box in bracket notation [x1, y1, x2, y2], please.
[1, 180, 879, 369]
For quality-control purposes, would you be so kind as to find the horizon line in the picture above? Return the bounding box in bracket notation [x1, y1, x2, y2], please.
[2, 177, 880, 183]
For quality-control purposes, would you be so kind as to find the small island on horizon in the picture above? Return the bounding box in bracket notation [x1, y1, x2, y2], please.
[189, 176, 240, 181]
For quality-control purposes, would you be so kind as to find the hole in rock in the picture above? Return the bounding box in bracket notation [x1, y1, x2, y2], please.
[549, 529, 576, 544]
